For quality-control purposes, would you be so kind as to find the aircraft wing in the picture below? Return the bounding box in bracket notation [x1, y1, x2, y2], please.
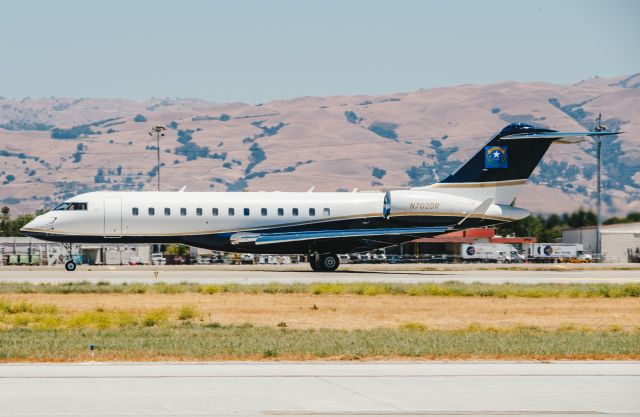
[230, 226, 450, 246]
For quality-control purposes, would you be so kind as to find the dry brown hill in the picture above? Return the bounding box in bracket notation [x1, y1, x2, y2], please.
[1, 74, 639, 216]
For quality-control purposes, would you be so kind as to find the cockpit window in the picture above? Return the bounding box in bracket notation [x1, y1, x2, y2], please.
[53, 202, 87, 211]
[69, 202, 87, 211]
[53, 203, 71, 211]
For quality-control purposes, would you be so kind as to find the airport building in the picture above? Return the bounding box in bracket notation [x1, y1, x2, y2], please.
[0, 237, 151, 266]
[7, 224, 639, 265]
[562, 222, 640, 263]
[387, 228, 536, 261]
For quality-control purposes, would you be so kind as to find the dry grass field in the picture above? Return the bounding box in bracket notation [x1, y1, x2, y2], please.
[1, 282, 638, 361]
[2, 292, 639, 331]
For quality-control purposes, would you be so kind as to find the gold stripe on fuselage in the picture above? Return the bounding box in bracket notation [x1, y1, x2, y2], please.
[389, 212, 512, 222]
[23, 210, 510, 239]
[20, 212, 382, 238]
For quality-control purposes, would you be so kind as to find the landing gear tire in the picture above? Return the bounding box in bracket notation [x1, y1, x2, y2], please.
[64, 260, 77, 272]
[318, 254, 339, 272]
[309, 255, 321, 272]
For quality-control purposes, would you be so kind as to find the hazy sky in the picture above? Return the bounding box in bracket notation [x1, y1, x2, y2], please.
[1, 0, 638, 103]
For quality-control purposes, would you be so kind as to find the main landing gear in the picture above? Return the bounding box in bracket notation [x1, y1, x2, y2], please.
[63, 243, 76, 272]
[309, 253, 340, 272]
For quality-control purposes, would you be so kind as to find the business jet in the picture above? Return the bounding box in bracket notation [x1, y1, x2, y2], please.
[21, 123, 616, 272]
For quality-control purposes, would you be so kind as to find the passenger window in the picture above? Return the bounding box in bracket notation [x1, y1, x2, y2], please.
[292, 208, 299, 216]
[196, 208, 203, 216]
[164, 208, 171, 216]
[132, 207, 139, 216]
[244, 208, 250, 216]
[228, 208, 235, 216]
[180, 208, 187, 216]
[148, 207, 155, 216]
[277, 208, 284, 216]
[323, 208, 330, 216]
[212, 208, 219, 216]
[261, 208, 267, 216]
[309, 208, 316, 216]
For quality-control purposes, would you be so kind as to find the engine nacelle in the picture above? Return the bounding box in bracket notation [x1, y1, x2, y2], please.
[386, 190, 478, 218]
[385, 190, 529, 222]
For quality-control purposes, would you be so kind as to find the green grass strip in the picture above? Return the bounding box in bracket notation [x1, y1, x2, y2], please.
[1, 281, 639, 298]
[1, 326, 638, 361]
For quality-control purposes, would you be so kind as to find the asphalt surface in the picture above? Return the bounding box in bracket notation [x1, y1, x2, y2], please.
[1, 362, 638, 417]
[0, 264, 639, 284]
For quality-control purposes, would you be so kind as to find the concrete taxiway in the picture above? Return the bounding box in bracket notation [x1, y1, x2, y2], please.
[1, 362, 638, 417]
[0, 264, 639, 284]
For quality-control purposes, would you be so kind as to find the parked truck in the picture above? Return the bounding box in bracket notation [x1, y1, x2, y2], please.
[461, 243, 524, 263]
[527, 243, 592, 263]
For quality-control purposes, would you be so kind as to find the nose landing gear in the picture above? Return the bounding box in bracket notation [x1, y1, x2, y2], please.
[309, 253, 340, 272]
[62, 243, 76, 272]
[64, 260, 77, 272]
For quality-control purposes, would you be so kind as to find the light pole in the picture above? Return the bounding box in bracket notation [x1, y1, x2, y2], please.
[148, 126, 166, 191]
[594, 113, 606, 260]
[148, 126, 166, 259]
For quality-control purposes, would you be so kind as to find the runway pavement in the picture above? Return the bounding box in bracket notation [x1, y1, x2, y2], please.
[0, 264, 639, 284]
[1, 362, 638, 416]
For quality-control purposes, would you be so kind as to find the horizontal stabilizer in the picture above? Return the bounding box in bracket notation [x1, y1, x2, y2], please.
[500, 131, 620, 141]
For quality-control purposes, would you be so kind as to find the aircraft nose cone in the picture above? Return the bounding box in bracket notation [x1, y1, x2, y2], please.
[20, 219, 38, 236]
[20, 215, 52, 237]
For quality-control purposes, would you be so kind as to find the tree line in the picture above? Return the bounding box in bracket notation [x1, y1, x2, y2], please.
[0, 207, 34, 237]
[496, 208, 640, 242]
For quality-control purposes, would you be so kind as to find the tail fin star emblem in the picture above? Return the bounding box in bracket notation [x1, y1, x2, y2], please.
[485, 146, 508, 168]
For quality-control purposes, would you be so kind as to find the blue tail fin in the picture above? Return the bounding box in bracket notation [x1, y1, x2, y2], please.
[441, 124, 556, 184]
[417, 123, 619, 205]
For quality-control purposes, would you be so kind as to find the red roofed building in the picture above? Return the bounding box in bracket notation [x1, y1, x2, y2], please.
[385, 228, 536, 261]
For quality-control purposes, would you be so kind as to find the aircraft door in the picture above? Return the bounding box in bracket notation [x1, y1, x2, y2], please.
[104, 197, 122, 236]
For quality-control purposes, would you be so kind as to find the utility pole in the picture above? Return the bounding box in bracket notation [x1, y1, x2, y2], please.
[148, 126, 166, 191]
[594, 113, 606, 261]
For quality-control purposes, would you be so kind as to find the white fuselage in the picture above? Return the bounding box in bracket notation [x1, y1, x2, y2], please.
[26, 191, 383, 236]
[21, 189, 528, 254]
